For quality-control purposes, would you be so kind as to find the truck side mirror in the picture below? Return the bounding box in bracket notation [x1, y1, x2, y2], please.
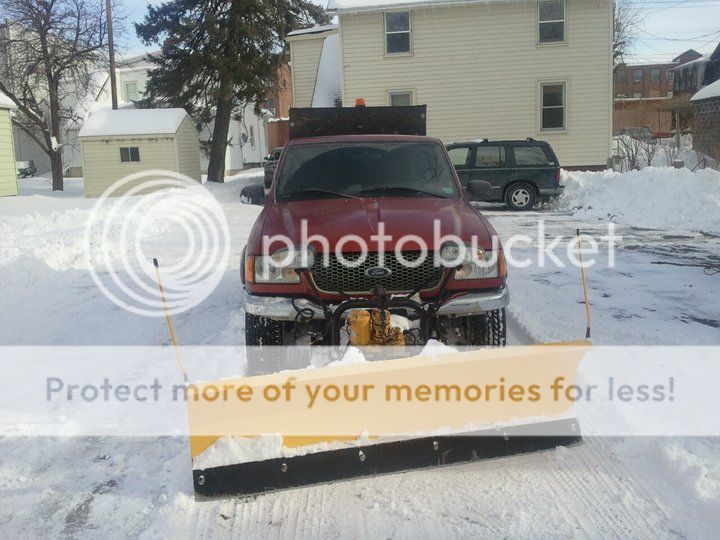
[467, 180, 491, 200]
[241, 184, 266, 206]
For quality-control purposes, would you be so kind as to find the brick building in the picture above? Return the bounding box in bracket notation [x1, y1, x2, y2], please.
[613, 49, 703, 135]
[263, 59, 293, 152]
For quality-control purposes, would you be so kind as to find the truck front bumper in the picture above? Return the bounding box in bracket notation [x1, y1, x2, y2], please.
[243, 287, 509, 321]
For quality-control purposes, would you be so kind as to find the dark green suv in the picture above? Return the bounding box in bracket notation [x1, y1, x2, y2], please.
[446, 139, 563, 210]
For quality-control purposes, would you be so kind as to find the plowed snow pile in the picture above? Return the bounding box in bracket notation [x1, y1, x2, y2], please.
[557, 167, 720, 235]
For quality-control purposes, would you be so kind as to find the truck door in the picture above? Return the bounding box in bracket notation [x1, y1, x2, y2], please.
[469, 145, 508, 201]
[447, 145, 472, 189]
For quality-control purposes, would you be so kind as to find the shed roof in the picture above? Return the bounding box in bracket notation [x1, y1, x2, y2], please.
[691, 79, 720, 102]
[79, 108, 189, 137]
[0, 91, 16, 110]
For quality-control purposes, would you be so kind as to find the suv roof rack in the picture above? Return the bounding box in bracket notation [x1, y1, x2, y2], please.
[289, 105, 427, 139]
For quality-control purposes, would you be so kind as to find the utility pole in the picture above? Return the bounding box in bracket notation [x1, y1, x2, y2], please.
[106, 0, 118, 110]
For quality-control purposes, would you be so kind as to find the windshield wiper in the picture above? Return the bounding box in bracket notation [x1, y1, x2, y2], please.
[358, 187, 448, 199]
[280, 188, 360, 200]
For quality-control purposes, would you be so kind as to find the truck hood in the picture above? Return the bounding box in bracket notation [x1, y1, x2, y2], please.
[254, 197, 497, 253]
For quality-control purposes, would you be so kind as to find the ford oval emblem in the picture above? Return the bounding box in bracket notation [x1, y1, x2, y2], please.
[365, 266, 391, 279]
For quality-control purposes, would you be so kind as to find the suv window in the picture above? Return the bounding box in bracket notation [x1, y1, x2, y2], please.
[277, 142, 459, 200]
[513, 146, 551, 166]
[447, 146, 470, 168]
[474, 146, 505, 167]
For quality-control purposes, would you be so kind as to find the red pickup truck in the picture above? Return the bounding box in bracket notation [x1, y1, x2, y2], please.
[240, 107, 509, 354]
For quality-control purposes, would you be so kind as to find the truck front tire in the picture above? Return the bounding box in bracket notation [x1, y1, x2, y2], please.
[467, 308, 507, 346]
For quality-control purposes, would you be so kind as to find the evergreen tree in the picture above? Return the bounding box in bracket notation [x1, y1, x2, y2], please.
[136, 0, 327, 182]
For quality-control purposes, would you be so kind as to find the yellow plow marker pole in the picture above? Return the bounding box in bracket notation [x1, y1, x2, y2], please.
[576, 229, 592, 340]
[153, 258, 191, 386]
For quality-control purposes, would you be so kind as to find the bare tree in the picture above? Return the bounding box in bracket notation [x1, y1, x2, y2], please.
[0, 0, 119, 190]
[616, 135, 642, 171]
[614, 0, 643, 71]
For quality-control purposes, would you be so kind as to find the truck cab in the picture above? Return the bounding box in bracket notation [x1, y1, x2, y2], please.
[241, 106, 509, 354]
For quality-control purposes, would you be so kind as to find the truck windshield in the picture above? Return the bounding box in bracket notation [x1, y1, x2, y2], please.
[276, 142, 459, 201]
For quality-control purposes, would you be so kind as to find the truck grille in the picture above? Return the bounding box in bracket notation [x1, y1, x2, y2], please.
[310, 252, 444, 294]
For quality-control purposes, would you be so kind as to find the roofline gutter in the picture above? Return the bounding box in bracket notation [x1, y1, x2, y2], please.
[329, 0, 526, 15]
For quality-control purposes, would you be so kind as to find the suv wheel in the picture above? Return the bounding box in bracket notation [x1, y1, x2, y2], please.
[504, 182, 537, 211]
[467, 309, 507, 346]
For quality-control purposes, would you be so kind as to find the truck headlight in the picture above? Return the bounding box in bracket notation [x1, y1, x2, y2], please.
[254, 248, 315, 284]
[440, 245, 501, 280]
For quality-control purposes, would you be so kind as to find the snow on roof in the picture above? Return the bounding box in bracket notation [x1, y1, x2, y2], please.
[311, 33, 342, 107]
[79, 108, 189, 137]
[287, 24, 337, 37]
[329, 0, 504, 12]
[672, 55, 709, 70]
[0, 91, 16, 110]
[690, 79, 720, 102]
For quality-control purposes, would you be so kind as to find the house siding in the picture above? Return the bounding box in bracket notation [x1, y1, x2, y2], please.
[0, 109, 19, 197]
[175, 117, 202, 181]
[81, 136, 181, 197]
[290, 35, 329, 107]
[339, 0, 613, 167]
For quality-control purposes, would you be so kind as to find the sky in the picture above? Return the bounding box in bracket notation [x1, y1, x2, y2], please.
[119, 0, 720, 64]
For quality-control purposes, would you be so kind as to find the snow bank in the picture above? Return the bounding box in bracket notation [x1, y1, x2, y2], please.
[556, 167, 720, 234]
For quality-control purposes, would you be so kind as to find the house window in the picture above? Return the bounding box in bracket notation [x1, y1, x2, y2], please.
[667, 70, 674, 81]
[447, 147, 471, 168]
[249, 126, 255, 149]
[651, 68, 660, 83]
[616, 93, 626, 99]
[385, 12, 411, 54]
[633, 69, 643, 83]
[538, 0, 565, 44]
[388, 91, 413, 106]
[124, 81, 139, 101]
[633, 92, 642, 98]
[474, 146, 505, 167]
[616, 70, 627, 84]
[120, 147, 140, 162]
[540, 83, 565, 130]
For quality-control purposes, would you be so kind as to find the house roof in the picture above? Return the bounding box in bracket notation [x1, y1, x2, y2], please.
[79, 108, 189, 137]
[287, 24, 337, 37]
[672, 49, 702, 63]
[328, 0, 503, 12]
[690, 79, 720, 102]
[0, 91, 16, 110]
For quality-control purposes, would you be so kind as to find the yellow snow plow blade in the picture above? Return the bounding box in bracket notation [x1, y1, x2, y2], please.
[187, 341, 589, 496]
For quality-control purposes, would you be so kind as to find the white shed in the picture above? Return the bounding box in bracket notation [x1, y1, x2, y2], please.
[79, 108, 201, 197]
[0, 92, 19, 197]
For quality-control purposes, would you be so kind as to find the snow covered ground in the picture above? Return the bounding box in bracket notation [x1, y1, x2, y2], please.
[1, 168, 719, 537]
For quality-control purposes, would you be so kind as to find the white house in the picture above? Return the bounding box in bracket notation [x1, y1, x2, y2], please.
[0, 92, 19, 197]
[79, 108, 201, 197]
[11, 52, 270, 177]
[289, 0, 613, 169]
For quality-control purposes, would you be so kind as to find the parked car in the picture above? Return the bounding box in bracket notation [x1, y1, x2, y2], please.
[445, 139, 563, 210]
[16, 160, 36, 178]
[618, 127, 653, 141]
[263, 147, 283, 188]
